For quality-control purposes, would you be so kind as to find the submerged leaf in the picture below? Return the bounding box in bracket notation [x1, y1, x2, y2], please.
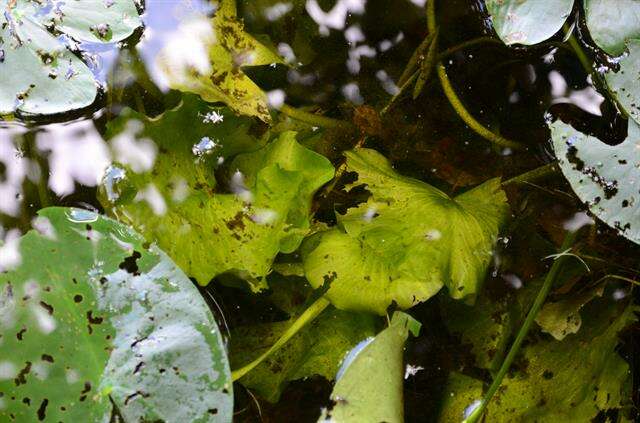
[0, 0, 141, 115]
[485, 0, 574, 46]
[584, 0, 640, 56]
[231, 277, 377, 403]
[156, 0, 283, 122]
[439, 298, 637, 421]
[101, 103, 334, 288]
[0, 207, 232, 422]
[319, 311, 421, 423]
[606, 39, 640, 125]
[302, 148, 509, 315]
[550, 119, 640, 245]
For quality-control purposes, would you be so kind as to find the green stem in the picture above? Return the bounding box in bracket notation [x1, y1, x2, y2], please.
[463, 230, 579, 423]
[427, 0, 524, 151]
[563, 23, 592, 75]
[502, 162, 558, 186]
[279, 104, 354, 131]
[231, 296, 331, 381]
[380, 71, 419, 116]
[437, 37, 502, 61]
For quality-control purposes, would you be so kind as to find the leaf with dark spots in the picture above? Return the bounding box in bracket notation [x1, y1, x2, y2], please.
[550, 119, 640, 245]
[118, 251, 141, 275]
[0, 207, 232, 421]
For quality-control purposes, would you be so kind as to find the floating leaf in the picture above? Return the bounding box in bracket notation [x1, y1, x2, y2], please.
[584, 0, 640, 56]
[606, 39, 640, 125]
[550, 119, 640, 245]
[319, 312, 421, 423]
[101, 104, 334, 288]
[156, 0, 283, 122]
[231, 276, 377, 403]
[0, 207, 232, 422]
[302, 148, 509, 315]
[0, 0, 141, 115]
[485, 0, 574, 46]
[439, 298, 637, 421]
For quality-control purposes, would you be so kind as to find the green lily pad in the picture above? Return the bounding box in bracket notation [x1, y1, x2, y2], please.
[155, 0, 283, 122]
[302, 148, 509, 315]
[550, 119, 640, 245]
[0, 207, 232, 422]
[0, 0, 141, 116]
[605, 39, 640, 125]
[101, 103, 334, 289]
[319, 312, 421, 423]
[485, 0, 574, 46]
[584, 0, 640, 56]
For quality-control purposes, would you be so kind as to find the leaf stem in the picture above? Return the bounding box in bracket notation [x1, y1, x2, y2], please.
[563, 23, 592, 75]
[463, 230, 579, 423]
[231, 296, 331, 381]
[427, 0, 525, 151]
[502, 162, 558, 186]
[279, 104, 354, 131]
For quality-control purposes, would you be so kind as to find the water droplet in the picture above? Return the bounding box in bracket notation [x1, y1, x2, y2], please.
[192, 137, 219, 158]
[66, 208, 99, 223]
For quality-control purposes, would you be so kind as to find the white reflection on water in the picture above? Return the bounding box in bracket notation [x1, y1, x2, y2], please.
[0, 127, 29, 216]
[548, 70, 604, 116]
[37, 120, 111, 196]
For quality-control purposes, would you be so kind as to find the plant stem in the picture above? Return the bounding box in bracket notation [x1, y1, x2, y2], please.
[279, 104, 354, 131]
[231, 296, 331, 381]
[463, 230, 579, 423]
[563, 23, 592, 75]
[380, 71, 419, 116]
[437, 37, 502, 61]
[502, 162, 558, 186]
[427, 0, 524, 151]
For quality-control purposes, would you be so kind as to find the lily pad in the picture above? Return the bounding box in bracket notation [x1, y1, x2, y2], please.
[155, 0, 283, 122]
[302, 148, 509, 315]
[550, 119, 640, 245]
[101, 104, 334, 289]
[584, 0, 640, 56]
[0, 0, 142, 116]
[0, 207, 232, 422]
[485, 0, 574, 46]
[319, 312, 421, 423]
[605, 39, 640, 125]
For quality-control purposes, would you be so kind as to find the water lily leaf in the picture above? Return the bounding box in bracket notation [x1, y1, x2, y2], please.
[606, 39, 640, 125]
[302, 148, 509, 315]
[0, 0, 141, 115]
[550, 119, 640, 245]
[485, 0, 574, 46]
[438, 298, 637, 422]
[231, 276, 377, 403]
[319, 312, 421, 423]
[584, 0, 640, 56]
[535, 285, 604, 340]
[0, 207, 232, 422]
[156, 0, 283, 122]
[101, 104, 334, 288]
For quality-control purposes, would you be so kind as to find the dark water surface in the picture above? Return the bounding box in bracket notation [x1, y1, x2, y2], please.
[1, 0, 638, 421]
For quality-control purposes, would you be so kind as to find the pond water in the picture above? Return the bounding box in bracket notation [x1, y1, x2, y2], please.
[1, 0, 639, 422]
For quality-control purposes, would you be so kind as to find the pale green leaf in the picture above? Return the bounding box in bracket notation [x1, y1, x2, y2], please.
[101, 102, 334, 288]
[485, 0, 574, 46]
[584, 0, 640, 56]
[550, 119, 640, 245]
[606, 39, 640, 125]
[302, 148, 509, 315]
[319, 311, 421, 423]
[0, 207, 232, 422]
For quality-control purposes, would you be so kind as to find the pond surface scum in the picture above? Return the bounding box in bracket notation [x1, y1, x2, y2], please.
[0, 0, 639, 422]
